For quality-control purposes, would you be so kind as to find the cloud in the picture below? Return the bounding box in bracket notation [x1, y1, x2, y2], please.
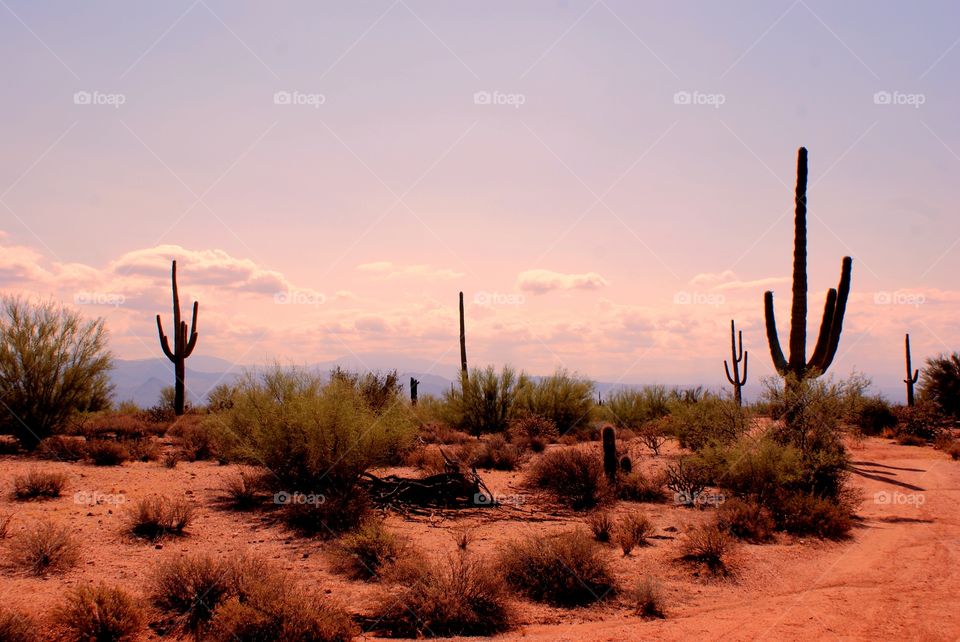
[690, 270, 788, 291]
[356, 261, 463, 280]
[516, 269, 609, 294]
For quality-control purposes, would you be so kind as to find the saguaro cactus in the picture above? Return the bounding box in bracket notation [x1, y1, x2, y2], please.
[410, 377, 420, 406]
[602, 426, 618, 483]
[156, 260, 198, 416]
[724, 319, 748, 406]
[764, 147, 853, 381]
[459, 291, 468, 379]
[904, 333, 919, 407]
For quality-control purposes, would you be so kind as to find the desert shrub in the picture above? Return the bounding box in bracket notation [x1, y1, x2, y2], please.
[10, 520, 80, 575]
[637, 419, 670, 455]
[716, 498, 775, 543]
[403, 443, 447, 472]
[283, 489, 372, 537]
[665, 456, 712, 506]
[205, 382, 237, 413]
[671, 386, 706, 405]
[0, 608, 35, 642]
[13, 469, 67, 500]
[853, 397, 897, 436]
[528, 447, 609, 510]
[418, 422, 471, 446]
[128, 495, 194, 540]
[516, 369, 594, 435]
[58, 584, 143, 642]
[470, 434, 521, 470]
[895, 401, 950, 443]
[374, 552, 514, 638]
[508, 412, 558, 450]
[153, 554, 233, 634]
[615, 512, 653, 555]
[207, 590, 356, 642]
[329, 367, 403, 415]
[499, 530, 616, 606]
[701, 437, 802, 504]
[587, 511, 613, 543]
[85, 439, 130, 466]
[633, 576, 666, 618]
[605, 386, 671, 429]
[37, 435, 87, 461]
[680, 524, 734, 576]
[161, 451, 180, 468]
[668, 394, 749, 451]
[334, 518, 405, 581]
[76, 412, 159, 440]
[617, 470, 668, 503]
[947, 441, 960, 460]
[220, 471, 263, 510]
[0, 435, 19, 454]
[920, 353, 960, 419]
[0, 297, 112, 449]
[442, 366, 528, 436]
[767, 490, 853, 539]
[451, 526, 474, 551]
[210, 367, 414, 501]
[125, 437, 161, 462]
[169, 416, 218, 461]
[0, 512, 11, 538]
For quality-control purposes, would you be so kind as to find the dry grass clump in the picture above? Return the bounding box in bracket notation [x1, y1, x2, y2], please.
[717, 498, 775, 543]
[12, 469, 67, 500]
[333, 518, 406, 581]
[85, 439, 130, 466]
[527, 447, 609, 510]
[470, 434, 521, 471]
[128, 495, 194, 540]
[587, 511, 613, 543]
[0, 512, 12, 539]
[219, 471, 263, 510]
[153, 553, 356, 640]
[36, 435, 86, 461]
[0, 608, 36, 642]
[373, 552, 514, 638]
[9, 520, 81, 576]
[633, 575, 666, 618]
[680, 524, 736, 576]
[499, 530, 616, 607]
[615, 512, 654, 555]
[57, 584, 143, 642]
[451, 526, 475, 551]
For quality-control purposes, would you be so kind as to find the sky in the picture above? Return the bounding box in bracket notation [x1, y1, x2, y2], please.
[1, 0, 958, 399]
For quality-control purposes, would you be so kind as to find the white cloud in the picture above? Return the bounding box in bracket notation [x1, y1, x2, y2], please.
[690, 270, 788, 291]
[516, 269, 609, 294]
[356, 261, 463, 280]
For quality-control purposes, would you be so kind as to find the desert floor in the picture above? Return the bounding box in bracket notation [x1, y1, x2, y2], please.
[1, 436, 957, 641]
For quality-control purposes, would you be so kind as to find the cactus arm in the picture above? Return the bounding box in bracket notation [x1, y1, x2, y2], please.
[156, 315, 175, 361]
[724, 359, 736, 385]
[815, 256, 852, 373]
[764, 291, 789, 375]
[740, 351, 748, 385]
[736, 329, 744, 361]
[807, 288, 837, 372]
[185, 301, 199, 356]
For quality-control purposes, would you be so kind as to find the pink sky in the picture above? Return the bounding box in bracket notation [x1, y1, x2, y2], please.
[1, 1, 958, 398]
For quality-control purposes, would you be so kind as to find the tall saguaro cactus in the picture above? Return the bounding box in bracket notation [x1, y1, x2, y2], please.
[764, 147, 853, 381]
[904, 333, 919, 407]
[459, 291, 468, 379]
[724, 319, 748, 406]
[156, 260, 198, 415]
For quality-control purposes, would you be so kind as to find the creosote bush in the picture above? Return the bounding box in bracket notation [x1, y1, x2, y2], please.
[58, 584, 143, 642]
[919, 353, 960, 420]
[516, 369, 595, 435]
[128, 495, 194, 540]
[441, 366, 528, 436]
[668, 394, 749, 451]
[604, 386, 671, 430]
[528, 447, 609, 510]
[499, 530, 616, 607]
[716, 498, 775, 543]
[10, 520, 80, 576]
[334, 518, 405, 581]
[13, 469, 67, 500]
[374, 552, 514, 638]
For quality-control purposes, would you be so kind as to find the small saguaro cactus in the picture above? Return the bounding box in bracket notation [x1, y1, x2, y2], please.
[459, 291, 468, 379]
[724, 319, 748, 407]
[410, 377, 420, 406]
[156, 260, 198, 416]
[904, 333, 919, 407]
[619, 455, 632, 474]
[764, 147, 853, 382]
[602, 426, 618, 483]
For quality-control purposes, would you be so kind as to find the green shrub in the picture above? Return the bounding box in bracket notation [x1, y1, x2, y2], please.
[58, 584, 143, 642]
[442, 366, 528, 435]
[604, 386, 671, 429]
[210, 366, 415, 504]
[667, 395, 749, 451]
[0, 297, 112, 449]
[919, 353, 960, 419]
[500, 530, 616, 606]
[329, 367, 403, 414]
[374, 552, 514, 638]
[716, 498, 775, 543]
[768, 490, 853, 539]
[895, 401, 950, 443]
[853, 397, 897, 436]
[701, 437, 802, 504]
[516, 369, 594, 435]
[528, 447, 609, 510]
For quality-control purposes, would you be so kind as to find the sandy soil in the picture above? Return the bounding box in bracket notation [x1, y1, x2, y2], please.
[0, 436, 957, 641]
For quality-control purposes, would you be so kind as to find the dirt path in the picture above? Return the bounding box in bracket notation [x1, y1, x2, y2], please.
[513, 440, 960, 641]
